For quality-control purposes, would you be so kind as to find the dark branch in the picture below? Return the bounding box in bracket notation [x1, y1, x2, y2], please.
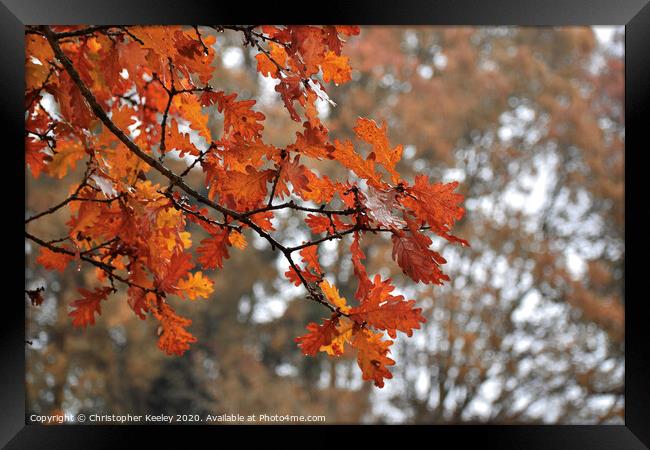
[42, 25, 340, 313]
[25, 231, 155, 294]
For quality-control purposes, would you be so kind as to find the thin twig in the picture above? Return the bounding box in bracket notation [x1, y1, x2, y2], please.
[193, 26, 210, 55]
[25, 231, 156, 293]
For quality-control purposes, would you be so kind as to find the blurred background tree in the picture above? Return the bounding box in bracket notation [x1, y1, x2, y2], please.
[25, 26, 624, 424]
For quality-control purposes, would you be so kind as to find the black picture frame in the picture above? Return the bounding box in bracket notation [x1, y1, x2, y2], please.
[5, 1, 649, 448]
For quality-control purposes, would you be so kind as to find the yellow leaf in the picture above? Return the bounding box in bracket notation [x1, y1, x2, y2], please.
[156, 207, 183, 229]
[177, 272, 214, 300]
[228, 230, 247, 249]
[319, 279, 350, 313]
[180, 231, 192, 249]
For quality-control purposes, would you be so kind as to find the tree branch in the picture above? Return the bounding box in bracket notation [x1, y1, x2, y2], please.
[42, 25, 344, 314]
[25, 231, 155, 294]
[43, 27, 242, 222]
[243, 200, 358, 218]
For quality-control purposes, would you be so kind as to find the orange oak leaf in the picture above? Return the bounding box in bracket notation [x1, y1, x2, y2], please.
[68, 286, 113, 327]
[26, 136, 52, 178]
[46, 139, 86, 179]
[391, 222, 450, 285]
[255, 52, 277, 77]
[197, 230, 231, 270]
[305, 214, 346, 235]
[284, 266, 303, 286]
[275, 155, 312, 200]
[354, 118, 403, 183]
[322, 26, 348, 56]
[349, 274, 426, 338]
[36, 247, 73, 272]
[300, 171, 338, 204]
[220, 136, 275, 173]
[304, 214, 333, 235]
[255, 42, 288, 78]
[172, 29, 216, 84]
[199, 90, 225, 107]
[174, 93, 212, 142]
[127, 264, 155, 320]
[156, 251, 194, 293]
[300, 245, 323, 275]
[402, 176, 467, 241]
[284, 253, 322, 286]
[292, 26, 328, 76]
[58, 72, 96, 130]
[151, 300, 197, 356]
[66, 195, 103, 241]
[249, 210, 276, 231]
[117, 39, 149, 89]
[164, 119, 199, 157]
[210, 166, 274, 210]
[321, 51, 352, 85]
[335, 26, 361, 36]
[110, 104, 137, 130]
[25, 34, 54, 89]
[290, 121, 334, 159]
[218, 94, 265, 141]
[351, 328, 395, 388]
[331, 139, 383, 186]
[295, 316, 339, 356]
[319, 316, 354, 356]
[274, 74, 303, 122]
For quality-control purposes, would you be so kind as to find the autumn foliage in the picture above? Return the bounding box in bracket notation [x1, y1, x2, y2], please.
[25, 25, 467, 388]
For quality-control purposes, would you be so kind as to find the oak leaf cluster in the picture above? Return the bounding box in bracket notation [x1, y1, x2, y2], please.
[25, 25, 467, 387]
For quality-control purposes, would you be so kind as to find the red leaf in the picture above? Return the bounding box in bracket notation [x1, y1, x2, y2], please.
[274, 74, 303, 122]
[284, 265, 321, 286]
[197, 230, 231, 270]
[157, 252, 194, 292]
[351, 232, 372, 301]
[25, 136, 52, 178]
[295, 316, 339, 356]
[391, 222, 450, 285]
[68, 286, 113, 328]
[305, 214, 346, 235]
[36, 247, 73, 273]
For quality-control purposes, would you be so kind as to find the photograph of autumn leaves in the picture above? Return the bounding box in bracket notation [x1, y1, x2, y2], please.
[25, 25, 624, 424]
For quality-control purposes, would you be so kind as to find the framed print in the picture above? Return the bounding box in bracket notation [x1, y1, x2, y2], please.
[4, 0, 649, 448]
